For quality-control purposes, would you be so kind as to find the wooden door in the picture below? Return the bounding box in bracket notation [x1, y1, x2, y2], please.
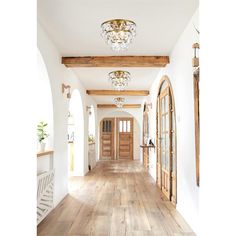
[117, 118, 133, 160]
[100, 118, 114, 160]
[160, 87, 171, 199]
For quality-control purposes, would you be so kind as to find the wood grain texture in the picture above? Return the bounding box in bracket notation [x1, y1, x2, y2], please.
[37, 150, 54, 158]
[37, 160, 195, 236]
[87, 90, 149, 96]
[193, 69, 200, 186]
[116, 118, 133, 160]
[97, 104, 141, 109]
[62, 56, 169, 67]
[100, 118, 115, 160]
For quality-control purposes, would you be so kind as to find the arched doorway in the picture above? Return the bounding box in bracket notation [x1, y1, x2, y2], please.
[68, 89, 84, 176]
[37, 49, 54, 224]
[37, 49, 53, 151]
[142, 102, 150, 169]
[99, 111, 140, 161]
[156, 76, 177, 205]
[88, 105, 96, 170]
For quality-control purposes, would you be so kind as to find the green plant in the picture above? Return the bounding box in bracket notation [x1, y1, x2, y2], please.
[37, 121, 49, 143]
[88, 134, 95, 144]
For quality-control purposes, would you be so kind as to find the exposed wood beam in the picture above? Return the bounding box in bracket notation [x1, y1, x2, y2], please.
[87, 90, 149, 96]
[62, 56, 169, 67]
[97, 104, 141, 109]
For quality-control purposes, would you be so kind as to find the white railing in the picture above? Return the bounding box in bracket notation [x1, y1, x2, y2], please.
[37, 169, 54, 225]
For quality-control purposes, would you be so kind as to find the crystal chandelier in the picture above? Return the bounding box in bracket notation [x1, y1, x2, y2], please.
[114, 97, 125, 108]
[101, 19, 136, 51]
[109, 70, 131, 91]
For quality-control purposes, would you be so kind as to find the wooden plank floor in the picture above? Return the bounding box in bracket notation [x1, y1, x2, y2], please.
[38, 160, 196, 236]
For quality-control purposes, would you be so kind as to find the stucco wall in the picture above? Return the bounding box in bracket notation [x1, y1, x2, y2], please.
[37, 22, 98, 206]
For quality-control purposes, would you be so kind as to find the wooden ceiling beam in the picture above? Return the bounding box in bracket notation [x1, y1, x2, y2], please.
[62, 56, 169, 67]
[97, 104, 141, 109]
[87, 90, 149, 96]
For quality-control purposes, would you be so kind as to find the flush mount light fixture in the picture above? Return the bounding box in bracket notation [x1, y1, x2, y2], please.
[101, 19, 136, 51]
[114, 97, 125, 108]
[109, 70, 131, 91]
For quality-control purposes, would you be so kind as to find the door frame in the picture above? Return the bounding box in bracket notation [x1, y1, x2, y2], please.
[156, 75, 177, 205]
[116, 117, 134, 160]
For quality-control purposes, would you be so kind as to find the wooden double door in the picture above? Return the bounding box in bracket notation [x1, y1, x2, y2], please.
[100, 117, 133, 160]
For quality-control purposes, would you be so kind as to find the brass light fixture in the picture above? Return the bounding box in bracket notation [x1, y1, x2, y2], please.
[192, 43, 200, 68]
[114, 97, 125, 108]
[101, 19, 137, 51]
[62, 83, 71, 99]
[109, 70, 131, 91]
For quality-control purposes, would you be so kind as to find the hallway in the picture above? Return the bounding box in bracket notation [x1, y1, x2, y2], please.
[38, 161, 195, 236]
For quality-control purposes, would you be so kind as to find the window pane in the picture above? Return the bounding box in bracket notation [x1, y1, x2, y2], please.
[119, 121, 122, 132]
[161, 98, 165, 113]
[162, 115, 165, 132]
[105, 120, 108, 132]
[162, 151, 165, 169]
[127, 121, 130, 132]
[122, 121, 126, 132]
[165, 96, 169, 113]
[166, 114, 169, 131]
[108, 121, 111, 132]
[166, 133, 169, 150]
[166, 151, 169, 171]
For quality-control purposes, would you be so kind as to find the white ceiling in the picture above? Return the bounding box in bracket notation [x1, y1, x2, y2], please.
[38, 0, 198, 105]
[73, 68, 160, 90]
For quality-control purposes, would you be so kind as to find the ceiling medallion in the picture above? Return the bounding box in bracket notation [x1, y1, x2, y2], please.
[114, 97, 125, 108]
[109, 70, 131, 91]
[101, 19, 136, 51]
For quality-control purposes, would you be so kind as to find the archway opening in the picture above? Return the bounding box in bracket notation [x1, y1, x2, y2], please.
[142, 102, 150, 169]
[37, 49, 53, 172]
[68, 89, 84, 176]
[88, 105, 96, 170]
[36, 49, 54, 224]
[156, 76, 177, 206]
[98, 110, 141, 161]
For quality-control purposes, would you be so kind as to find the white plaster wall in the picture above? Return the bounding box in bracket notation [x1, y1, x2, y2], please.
[37, 22, 98, 206]
[69, 89, 84, 176]
[37, 50, 53, 151]
[146, 9, 199, 233]
[97, 108, 143, 160]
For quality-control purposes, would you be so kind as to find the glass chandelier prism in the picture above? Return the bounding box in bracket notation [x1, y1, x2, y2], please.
[114, 97, 125, 108]
[109, 70, 131, 91]
[101, 19, 136, 51]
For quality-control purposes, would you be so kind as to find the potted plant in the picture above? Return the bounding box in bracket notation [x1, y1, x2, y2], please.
[88, 134, 95, 144]
[37, 121, 49, 152]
